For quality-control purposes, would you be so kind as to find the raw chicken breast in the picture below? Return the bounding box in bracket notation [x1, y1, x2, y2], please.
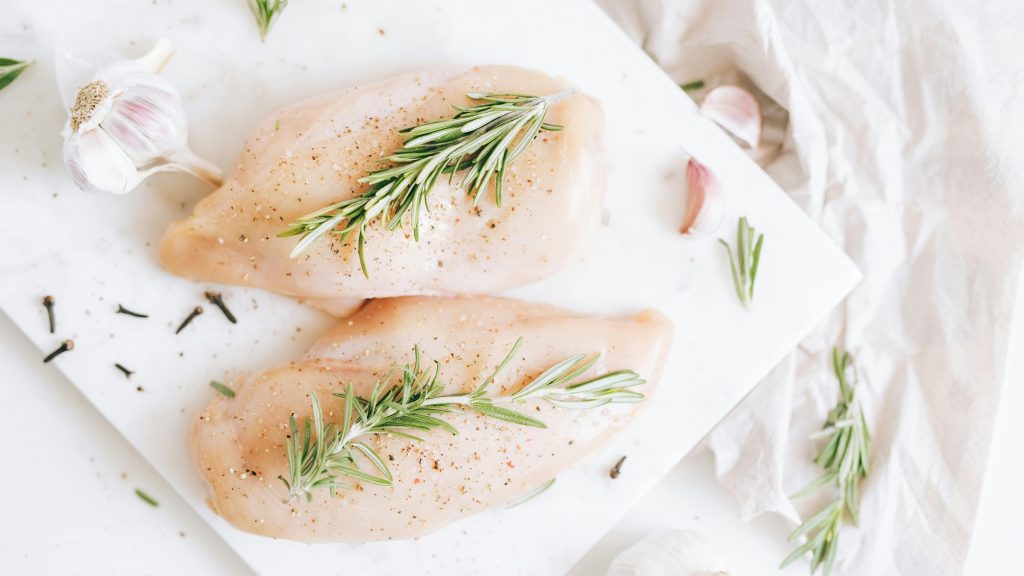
[160, 66, 604, 309]
[191, 296, 672, 542]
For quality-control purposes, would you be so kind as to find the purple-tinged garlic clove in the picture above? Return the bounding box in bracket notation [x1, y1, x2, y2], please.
[680, 158, 726, 239]
[701, 85, 762, 149]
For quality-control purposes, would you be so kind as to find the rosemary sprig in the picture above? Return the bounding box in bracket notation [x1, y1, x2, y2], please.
[0, 58, 32, 92]
[247, 0, 288, 40]
[719, 216, 765, 307]
[278, 337, 644, 502]
[279, 92, 571, 277]
[781, 348, 870, 576]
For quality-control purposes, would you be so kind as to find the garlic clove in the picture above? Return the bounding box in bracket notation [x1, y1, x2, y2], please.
[680, 158, 726, 238]
[63, 128, 142, 195]
[98, 76, 189, 164]
[701, 86, 762, 149]
[607, 529, 741, 576]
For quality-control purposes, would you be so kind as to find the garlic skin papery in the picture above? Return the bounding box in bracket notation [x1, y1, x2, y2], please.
[607, 529, 741, 576]
[701, 86, 762, 149]
[61, 39, 222, 195]
[680, 158, 725, 238]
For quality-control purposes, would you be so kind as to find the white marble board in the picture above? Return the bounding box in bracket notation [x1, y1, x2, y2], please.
[0, 0, 860, 574]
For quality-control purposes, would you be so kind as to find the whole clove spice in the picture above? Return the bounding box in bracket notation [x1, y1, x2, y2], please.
[204, 291, 237, 324]
[175, 306, 203, 334]
[43, 339, 74, 363]
[115, 363, 134, 378]
[609, 455, 627, 479]
[116, 304, 149, 318]
[42, 295, 56, 333]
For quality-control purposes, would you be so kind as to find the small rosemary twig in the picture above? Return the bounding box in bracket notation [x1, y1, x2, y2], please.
[719, 216, 765, 307]
[279, 337, 644, 502]
[781, 348, 870, 576]
[247, 0, 288, 40]
[279, 92, 570, 277]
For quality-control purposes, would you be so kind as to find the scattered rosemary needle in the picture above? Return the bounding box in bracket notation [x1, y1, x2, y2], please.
[719, 216, 765, 307]
[0, 58, 32, 92]
[507, 478, 556, 508]
[209, 380, 236, 398]
[279, 337, 644, 502]
[279, 91, 572, 277]
[135, 488, 159, 507]
[247, 0, 289, 40]
[679, 79, 705, 91]
[781, 348, 870, 576]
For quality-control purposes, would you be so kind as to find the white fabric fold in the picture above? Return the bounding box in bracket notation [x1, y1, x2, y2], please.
[597, 0, 1024, 573]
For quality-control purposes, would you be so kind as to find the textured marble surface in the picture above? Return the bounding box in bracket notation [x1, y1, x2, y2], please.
[0, 0, 858, 574]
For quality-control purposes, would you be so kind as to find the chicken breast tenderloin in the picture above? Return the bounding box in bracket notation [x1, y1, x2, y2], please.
[160, 66, 604, 309]
[191, 297, 672, 542]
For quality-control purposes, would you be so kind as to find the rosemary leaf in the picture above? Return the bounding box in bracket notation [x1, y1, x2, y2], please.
[679, 79, 705, 91]
[247, 0, 288, 40]
[280, 91, 572, 277]
[471, 403, 547, 428]
[209, 380, 236, 398]
[507, 478, 555, 508]
[780, 348, 870, 576]
[0, 58, 32, 92]
[720, 216, 765, 307]
[135, 488, 159, 507]
[281, 338, 644, 502]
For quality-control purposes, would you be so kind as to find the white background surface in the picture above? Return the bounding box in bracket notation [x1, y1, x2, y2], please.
[2, 0, 1020, 573]
[2, 284, 1020, 574]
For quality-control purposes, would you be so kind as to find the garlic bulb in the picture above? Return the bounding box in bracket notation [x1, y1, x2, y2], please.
[701, 86, 762, 149]
[61, 39, 221, 195]
[680, 158, 726, 238]
[607, 529, 740, 576]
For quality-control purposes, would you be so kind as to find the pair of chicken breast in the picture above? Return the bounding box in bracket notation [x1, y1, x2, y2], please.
[164, 66, 673, 542]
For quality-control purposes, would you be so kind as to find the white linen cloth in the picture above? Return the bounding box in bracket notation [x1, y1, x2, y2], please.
[596, 0, 1024, 573]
